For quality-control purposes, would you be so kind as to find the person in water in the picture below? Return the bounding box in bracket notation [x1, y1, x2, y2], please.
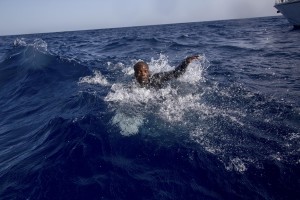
[134, 55, 199, 88]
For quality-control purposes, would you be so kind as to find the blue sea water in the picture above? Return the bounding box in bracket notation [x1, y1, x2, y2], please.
[0, 16, 299, 200]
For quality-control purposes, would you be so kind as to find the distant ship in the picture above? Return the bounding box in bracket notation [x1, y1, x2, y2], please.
[274, 0, 300, 27]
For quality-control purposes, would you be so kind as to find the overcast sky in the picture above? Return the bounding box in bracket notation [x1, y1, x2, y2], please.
[0, 0, 279, 36]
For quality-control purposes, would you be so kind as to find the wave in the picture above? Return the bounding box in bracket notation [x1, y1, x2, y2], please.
[0, 114, 108, 199]
[0, 38, 91, 93]
[0, 38, 93, 135]
[169, 41, 200, 48]
[216, 44, 264, 52]
[0, 113, 241, 200]
[3, 110, 296, 199]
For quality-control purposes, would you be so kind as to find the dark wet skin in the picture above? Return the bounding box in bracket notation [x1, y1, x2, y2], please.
[135, 65, 150, 85]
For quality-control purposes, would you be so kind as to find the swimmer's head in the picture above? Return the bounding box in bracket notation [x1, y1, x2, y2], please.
[134, 61, 150, 85]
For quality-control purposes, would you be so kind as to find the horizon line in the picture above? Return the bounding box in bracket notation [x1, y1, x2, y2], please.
[0, 15, 279, 37]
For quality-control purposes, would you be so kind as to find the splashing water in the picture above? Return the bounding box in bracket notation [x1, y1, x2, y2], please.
[79, 70, 109, 86]
[13, 38, 48, 53]
[104, 54, 208, 135]
[78, 52, 299, 174]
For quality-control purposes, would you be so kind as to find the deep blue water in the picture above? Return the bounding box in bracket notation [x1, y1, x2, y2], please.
[0, 16, 299, 200]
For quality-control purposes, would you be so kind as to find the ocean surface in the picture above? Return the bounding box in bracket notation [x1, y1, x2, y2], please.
[0, 16, 299, 200]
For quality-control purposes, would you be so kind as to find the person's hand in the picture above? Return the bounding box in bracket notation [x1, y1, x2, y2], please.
[185, 55, 199, 64]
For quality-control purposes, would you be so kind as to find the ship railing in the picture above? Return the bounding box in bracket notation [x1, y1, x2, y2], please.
[275, 0, 299, 4]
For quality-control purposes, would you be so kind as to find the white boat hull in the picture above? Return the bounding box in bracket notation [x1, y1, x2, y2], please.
[275, 1, 300, 26]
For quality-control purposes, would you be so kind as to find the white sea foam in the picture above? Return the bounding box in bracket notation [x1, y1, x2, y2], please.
[148, 54, 173, 74]
[190, 128, 224, 155]
[105, 54, 209, 135]
[178, 56, 207, 84]
[79, 70, 109, 86]
[225, 157, 247, 173]
[287, 132, 300, 140]
[159, 92, 203, 121]
[13, 38, 27, 46]
[105, 84, 206, 123]
[13, 38, 48, 52]
[270, 152, 283, 162]
[112, 111, 144, 136]
[105, 83, 154, 104]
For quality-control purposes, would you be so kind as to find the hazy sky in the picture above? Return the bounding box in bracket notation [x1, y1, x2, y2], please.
[0, 0, 279, 36]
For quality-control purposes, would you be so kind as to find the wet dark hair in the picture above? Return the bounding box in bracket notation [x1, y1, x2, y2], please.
[134, 61, 149, 72]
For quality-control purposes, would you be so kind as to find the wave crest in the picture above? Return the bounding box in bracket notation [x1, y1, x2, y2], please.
[13, 38, 48, 53]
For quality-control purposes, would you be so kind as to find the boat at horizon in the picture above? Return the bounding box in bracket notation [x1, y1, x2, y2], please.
[274, 0, 300, 27]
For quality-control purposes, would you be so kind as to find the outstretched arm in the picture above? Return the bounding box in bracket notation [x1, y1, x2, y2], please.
[172, 55, 199, 78]
[152, 55, 199, 82]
